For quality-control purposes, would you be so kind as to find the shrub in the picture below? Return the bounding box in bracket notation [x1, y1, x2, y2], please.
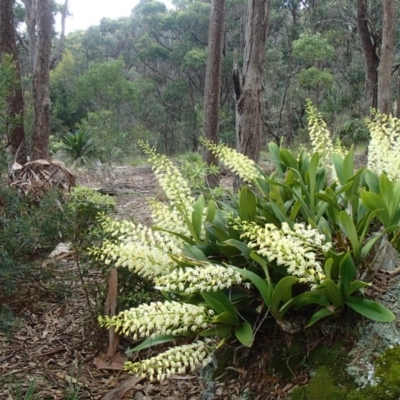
[91, 106, 398, 383]
[61, 130, 97, 166]
[0, 184, 115, 330]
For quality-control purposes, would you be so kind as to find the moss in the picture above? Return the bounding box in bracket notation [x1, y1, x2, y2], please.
[368, 346, 400, 399]
[290, 346, 400, 400]
[290, 343, 357, 399]
[308, 366, 347, 400]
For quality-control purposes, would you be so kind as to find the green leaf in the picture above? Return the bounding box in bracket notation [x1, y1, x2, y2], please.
[320, 278, 343, 309]
[192, 194, 204, 239]
[342, 148, 354, 182]
[250, 253, 271, 283]
[182, 244, 208, 261]
[308, 152, 319, 213]
[360, 191, 390, 227]
[201, 291, 239, 323]
[291, 289, 330, 308]
[153, 227, 195, 245]
[213, 311, 239, 326]
[289, 199, 303, 220]
[234, 321, 254, 347]
[339, 211, 359, 259]
[363, 168, 380, 193]
[345, 280, 371, 298]
[270, 276, 299, 315]
[360, 234, 383, 260]
[339, 252, 357, 291]
[131, 334, 180, 352]
[305, 308, 337, 328]
[199, 325, 233, 338]
[239, 187, 256, 222]
[324, 258, 333, 279]
[205, 199, 217, 223]
[315, 193, 341, 210]
[380, 174, 394, 216]
[269, 142, 286, 175]
[331, 153, 344, 185]
[345, 297, 395, 322]
[232, 266, 272, 307]
[223, 239, 251, 258]
[279, 149, 298, 169]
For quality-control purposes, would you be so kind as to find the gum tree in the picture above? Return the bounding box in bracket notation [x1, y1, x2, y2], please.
[0, 0, 26, 163]
[234, 0, 272, 163]
[202, 0, 226, 187]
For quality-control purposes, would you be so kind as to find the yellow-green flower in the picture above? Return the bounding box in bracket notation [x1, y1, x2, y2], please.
[124, 340, 216, 381]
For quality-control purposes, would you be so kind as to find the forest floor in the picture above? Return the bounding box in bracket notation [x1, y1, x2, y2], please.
[0, 163, 370, 400]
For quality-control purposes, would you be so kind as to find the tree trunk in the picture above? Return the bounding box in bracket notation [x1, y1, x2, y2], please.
[0, 0, 26, 163]
[378, 0, 396, 115]
[235, 0, 271, 164]
[31, 0, 52, 160]
[356, 0, 378, 110]
[396, 71, 400, 118]
[202, 0, 226, 188]
[50, 0, 69, 70]
[22, 0, 37, 73]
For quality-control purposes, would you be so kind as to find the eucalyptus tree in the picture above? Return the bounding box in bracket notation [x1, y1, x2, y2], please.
[202, 0, 226, 187]
[378, 0, 396, 115]
[30, 0, 52, 160]
[0, 0, 26, 163]
[235, 0, 272, 163]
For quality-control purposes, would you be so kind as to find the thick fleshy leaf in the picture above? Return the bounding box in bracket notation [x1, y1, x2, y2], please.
[201, 291, 239, 323]
[213, 311, 239, 326]
[345, 297, 395, 322]
[192, 194, 204, 239]
[320, 278, 343, 309]
[199, 325, 233, 338]
[232, 266, 272, 307]
[345, 280, 371, 298]
[339, 252, 356, 291]
[239, 187, 256, 222]
[235, 321, 254, 347]
[339, 211, 359, 259]
[271, 276, 299, 314]
[305, 308, 337, 328]
[131, 334, 181, 352]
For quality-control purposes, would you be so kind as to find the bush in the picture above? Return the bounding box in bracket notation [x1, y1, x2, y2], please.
[91, 106, 399, 383]
[0, 184, 115, 328]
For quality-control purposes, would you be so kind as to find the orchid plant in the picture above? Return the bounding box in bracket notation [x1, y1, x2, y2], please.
[91, 104, 399, 382]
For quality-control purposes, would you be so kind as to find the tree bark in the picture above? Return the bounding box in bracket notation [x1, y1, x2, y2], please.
[22, 0, 37, 73]
[356, 0, 379, 110]
[50, 0, 69, 70]
[378, 0, 396, 115]
[235, 0, 271, 164]
[202, 0, 226, 188]
[31, 0, 52, 160]
[0, 0, 26, 163]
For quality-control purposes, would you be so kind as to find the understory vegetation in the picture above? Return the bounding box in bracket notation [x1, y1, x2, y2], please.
[3, 102, 400, 398]
[89, 104, 400, 384]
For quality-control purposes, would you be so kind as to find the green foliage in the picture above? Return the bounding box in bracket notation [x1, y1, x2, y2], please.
[64, 186, 115, 245]
[336, 119, 370, 147]
[292, 33, 335, 64]
[0, 55, 21, 153]
[0, 184, 115, 332]
[176, 152, 220, 195]
[93, 109, 400, 382]
[61, 130, 96, 166]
